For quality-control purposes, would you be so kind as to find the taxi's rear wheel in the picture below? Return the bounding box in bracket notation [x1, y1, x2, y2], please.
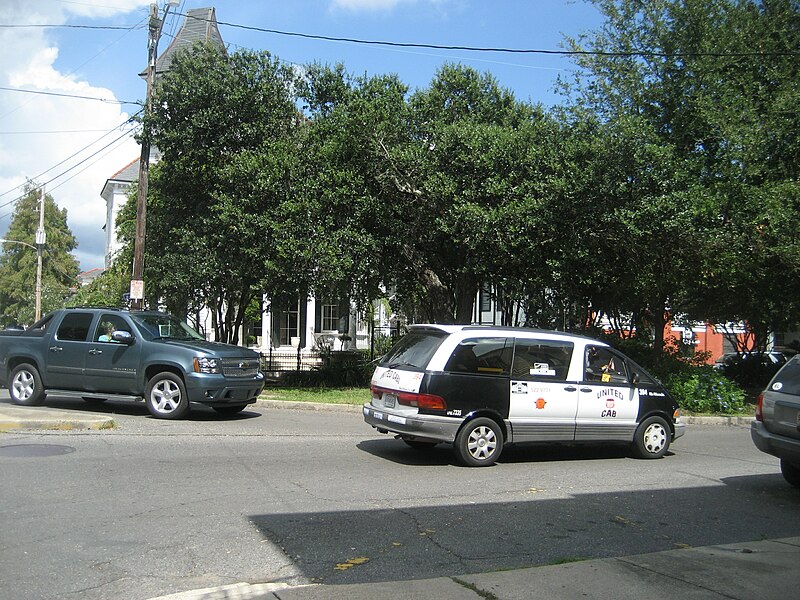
[454, 417, 503, 467]
[632, 416, 671, 459]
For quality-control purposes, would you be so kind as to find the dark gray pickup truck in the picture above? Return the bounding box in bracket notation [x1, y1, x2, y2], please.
[0, 308, 265, 419]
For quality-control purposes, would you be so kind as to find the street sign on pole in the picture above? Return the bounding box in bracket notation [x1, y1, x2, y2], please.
[130, 279, 144, 302]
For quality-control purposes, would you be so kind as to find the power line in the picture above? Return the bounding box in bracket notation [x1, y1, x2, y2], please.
[0, 124, 138, 212]
[8, 16, 799, 59]
[0, 112, 140, 199]
[0, 23, 139, 30]
[0, 128, 119, 134]
[0, 116, 140, 210]
[191, 13, 800, 59]
[0, 86, 140, 106]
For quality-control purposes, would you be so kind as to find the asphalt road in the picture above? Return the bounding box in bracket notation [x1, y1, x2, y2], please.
[1, 396, 798, 600]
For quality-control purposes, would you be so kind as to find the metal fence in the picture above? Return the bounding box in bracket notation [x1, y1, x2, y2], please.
[259, 349, 323, 372]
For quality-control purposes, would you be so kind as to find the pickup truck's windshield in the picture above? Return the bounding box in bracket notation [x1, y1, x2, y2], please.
[130, 314, 205, 341]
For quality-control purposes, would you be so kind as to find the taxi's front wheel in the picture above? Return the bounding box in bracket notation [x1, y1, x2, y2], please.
[632, 416, 671, 459]
[454, 417, 504, 467]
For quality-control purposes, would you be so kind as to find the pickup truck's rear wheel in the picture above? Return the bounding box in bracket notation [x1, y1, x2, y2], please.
[145, 373, 189, 419]
[9, 363, 45, 406]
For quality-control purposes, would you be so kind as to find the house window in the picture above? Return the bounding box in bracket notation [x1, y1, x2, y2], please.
[279, 301, 300, 346]
[480, 285, 492, 312]
[321, 302, 340, 332]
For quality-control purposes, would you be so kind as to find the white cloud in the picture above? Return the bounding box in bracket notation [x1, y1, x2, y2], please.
[0, 0, 149, 272]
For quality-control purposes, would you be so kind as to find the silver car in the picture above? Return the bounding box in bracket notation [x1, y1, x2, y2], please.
[751, 355, 800, 488]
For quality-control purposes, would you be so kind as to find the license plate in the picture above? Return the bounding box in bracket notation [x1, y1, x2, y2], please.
[384, 393, 397, 408]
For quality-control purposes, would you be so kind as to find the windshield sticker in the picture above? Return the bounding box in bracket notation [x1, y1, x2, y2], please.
[372, 367, 423, 393]
[531, 363, 556, 376]
[773, 382, 783, 391]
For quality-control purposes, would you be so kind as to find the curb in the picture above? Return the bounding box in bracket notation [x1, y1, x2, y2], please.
[255, 398, 754, 425]
[255, 398, 363, 412]
[0, 414, 115, 432]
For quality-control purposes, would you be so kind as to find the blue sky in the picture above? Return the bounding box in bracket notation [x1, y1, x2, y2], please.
[0, 0, 603, 272]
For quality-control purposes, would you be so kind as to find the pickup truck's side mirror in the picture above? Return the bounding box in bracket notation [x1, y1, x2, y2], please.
[112, 330, 134, 345]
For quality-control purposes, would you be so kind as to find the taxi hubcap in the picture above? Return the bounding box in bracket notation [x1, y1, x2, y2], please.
[643, 423, 667, 453]
[468, 426, 497, 460]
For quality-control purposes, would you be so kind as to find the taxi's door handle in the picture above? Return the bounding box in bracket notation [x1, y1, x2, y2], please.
[564, 386, 577, 392]
[580, 388, 593, 393]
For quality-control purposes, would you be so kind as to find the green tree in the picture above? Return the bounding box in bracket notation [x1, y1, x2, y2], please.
[558, 0, 800, 352]
[143, 44, 301, 343]
[0, 183, 80, 326]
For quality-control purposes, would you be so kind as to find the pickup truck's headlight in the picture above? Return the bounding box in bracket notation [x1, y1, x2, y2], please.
[194, 357, 220, 374]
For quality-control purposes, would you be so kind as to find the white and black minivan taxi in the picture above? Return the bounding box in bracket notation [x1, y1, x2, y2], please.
[363, 325, 686, 467]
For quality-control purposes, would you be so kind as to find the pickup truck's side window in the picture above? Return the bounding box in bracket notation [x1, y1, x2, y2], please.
[55, 312, 94, 342]
[94, 314, 132, 343]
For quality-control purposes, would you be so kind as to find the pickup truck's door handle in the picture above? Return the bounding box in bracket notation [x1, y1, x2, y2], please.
[89, 349, 102, 355]
[49, 346, 62, 352]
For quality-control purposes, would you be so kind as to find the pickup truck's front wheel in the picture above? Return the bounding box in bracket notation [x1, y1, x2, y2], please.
[145, 373, 189, 419]
[9, 363, 45, 406]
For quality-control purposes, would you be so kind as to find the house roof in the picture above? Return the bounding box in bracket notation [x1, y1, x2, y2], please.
[109, 157, 140, 184]
[141, 7, 227, 77]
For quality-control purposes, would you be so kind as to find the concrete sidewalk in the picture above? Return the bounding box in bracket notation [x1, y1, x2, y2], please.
[0, 402, 115, 431]
[153, 537, 800, 600]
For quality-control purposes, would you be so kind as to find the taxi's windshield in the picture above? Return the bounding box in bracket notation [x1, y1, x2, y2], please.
[130, 314, 205, 341]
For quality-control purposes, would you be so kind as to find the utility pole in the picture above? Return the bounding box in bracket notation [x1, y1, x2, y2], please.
[35, 187, 46, 322]
[130, 1, 178, 310]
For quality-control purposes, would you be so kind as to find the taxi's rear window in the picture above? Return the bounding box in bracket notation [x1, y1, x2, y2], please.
[378, 329, 448, 370]
[769, 356, 800, 396]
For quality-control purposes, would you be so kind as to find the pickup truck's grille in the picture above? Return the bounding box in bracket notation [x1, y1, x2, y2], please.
[220, 358, 261, 378]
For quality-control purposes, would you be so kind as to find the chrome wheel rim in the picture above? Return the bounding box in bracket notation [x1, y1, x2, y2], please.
[12, 371, 34, 401]
[151, 379, 181, 414]
[467, 425, 497, 461]
[643, 422, 667, 454]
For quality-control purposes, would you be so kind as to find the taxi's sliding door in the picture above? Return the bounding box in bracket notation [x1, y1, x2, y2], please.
[508, 339, 578, 442]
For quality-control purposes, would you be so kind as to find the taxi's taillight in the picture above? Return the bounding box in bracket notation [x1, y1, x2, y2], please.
[371, 385, 446, 410]
[397, 391, 446, 410]
[755, 392, 764, 421]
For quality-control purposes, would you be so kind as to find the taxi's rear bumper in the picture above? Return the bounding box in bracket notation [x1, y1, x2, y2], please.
[363, 403, 461, 443]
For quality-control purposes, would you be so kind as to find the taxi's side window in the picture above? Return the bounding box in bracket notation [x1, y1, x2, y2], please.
[512, 340, 574, 381]
[584, 346, 628, 383]
[445, 338, 512, 376]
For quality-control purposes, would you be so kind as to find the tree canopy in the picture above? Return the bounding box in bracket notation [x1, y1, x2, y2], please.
[113, 0, 800, 353]
[0, 183, 80, 326]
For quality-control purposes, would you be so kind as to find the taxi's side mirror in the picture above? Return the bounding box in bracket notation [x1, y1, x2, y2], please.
[631, 372, 640, 385]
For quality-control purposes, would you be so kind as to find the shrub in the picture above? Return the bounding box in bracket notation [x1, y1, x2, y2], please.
[310, 350, 373, 387]
[667, 367, 748, 415]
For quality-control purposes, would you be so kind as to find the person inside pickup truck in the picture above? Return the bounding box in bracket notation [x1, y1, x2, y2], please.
[98, 322, 118, 343]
